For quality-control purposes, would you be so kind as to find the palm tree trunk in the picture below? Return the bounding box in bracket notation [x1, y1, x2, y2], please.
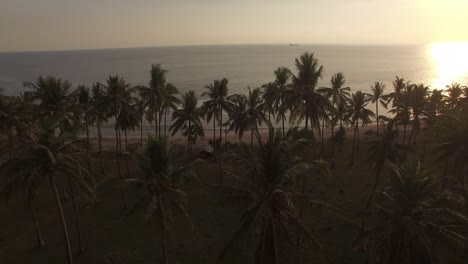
[115, 123, 127, 209]
[50, 173, 73, 264]
[164, 108, 167, 137]
[30, 203, 45, 248]
[97, 122, 104, 175]
[251, 128, 254, 148]
[402, 123, 407, 144]
[351, 119, 358, 165]
[69, 176, 84, 255]
[376, 103, 379, 134]
[305, 99, 309, 130]
[140, 113, 144, 148]
[365, 164, 384, 211]
[155, 191, 168, 264]
[154, 110, 158, 137]
[124, 129, 130, 179]
[188, 120, 191, 160]
[158, 110, 163, 137]
[213, 114, 216, 148]
[321, 118, 325, 154]
[408, 116, 416, 145]
[357, 120, 360, 151]
[8, 133, 15, 158]
[218, 109, 223, 184]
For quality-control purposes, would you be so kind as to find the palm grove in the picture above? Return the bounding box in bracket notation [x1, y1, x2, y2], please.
[1, 52, 468, 264]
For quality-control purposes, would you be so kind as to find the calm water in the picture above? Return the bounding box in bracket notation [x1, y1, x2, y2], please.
[1, 44, 467, 137]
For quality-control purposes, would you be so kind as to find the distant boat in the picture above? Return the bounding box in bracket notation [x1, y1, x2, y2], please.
[289, 44, 299, 46]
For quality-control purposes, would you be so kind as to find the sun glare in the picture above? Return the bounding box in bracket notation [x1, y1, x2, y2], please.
[430, 42, 468, 88]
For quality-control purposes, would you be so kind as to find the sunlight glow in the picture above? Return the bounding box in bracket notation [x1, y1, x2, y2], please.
[430, 42, 468, 88]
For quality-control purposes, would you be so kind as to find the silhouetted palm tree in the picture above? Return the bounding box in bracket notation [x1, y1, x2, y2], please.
[0, 121, 95, 264]
[445, 83, 464, 109]
[160, 83, 181, 137]
[406, 84, 428, 144]
[346, 91, 374, 165]
[217, 126, 339, 264]
[273, 67, 293, 136]
[127, 136, 198, 264]
[292, 52, 323, 130]
[369, 82, 387, 133]
[319, 72, 350, 137]
[170, 90, 204, 160]
[358, 159, 467, 263]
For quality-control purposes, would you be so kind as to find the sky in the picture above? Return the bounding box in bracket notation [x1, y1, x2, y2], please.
[1, 0, 468, 52]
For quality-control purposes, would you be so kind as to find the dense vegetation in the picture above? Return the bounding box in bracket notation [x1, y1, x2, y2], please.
[1, 52, 468, 263]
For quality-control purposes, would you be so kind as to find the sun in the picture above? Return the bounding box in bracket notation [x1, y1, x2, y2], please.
[430, 42, 468, 89]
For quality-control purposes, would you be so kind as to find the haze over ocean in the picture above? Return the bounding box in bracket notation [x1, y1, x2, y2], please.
[2, 44, 466, 99]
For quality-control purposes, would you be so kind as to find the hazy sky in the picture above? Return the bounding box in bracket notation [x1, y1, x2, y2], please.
[1, 0, 468, 52]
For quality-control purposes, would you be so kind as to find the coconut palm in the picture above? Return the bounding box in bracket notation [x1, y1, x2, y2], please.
[369, 82, 387, 134]
[261, 82, 278, 124]
[137, 64, 167, 136]
[318, 72, 350, 138]
[346, 91, 374, 165]
[227, 94, 249, 141]
[365, 120, 407, 210]
[273, 67, 293, 135]
[431, 110, 468, 208]
[445, 83, 464, 109]
[126, 136, 198, 264]
[358, 159, 468, 263]
[170, 90, 204, 160]
[426, 89, 445, 123]
[292, 52, 324, 130]
[23, 76, 79, 134]
[0, 120, 95, 264]
[244, 87, 267, 147]
[202, 78, 233, 148]
[160, 83, 181, 137]
[406, 84, 428, 144]
[216, 126, 340, 264]
[88, 83, 107, 175]
[96, 75, 135, 208]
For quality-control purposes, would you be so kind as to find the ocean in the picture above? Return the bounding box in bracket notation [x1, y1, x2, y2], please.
[1, 44, 467, 138]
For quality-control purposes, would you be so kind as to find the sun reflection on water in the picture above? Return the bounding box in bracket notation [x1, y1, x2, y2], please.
[430, 42, 468, 89]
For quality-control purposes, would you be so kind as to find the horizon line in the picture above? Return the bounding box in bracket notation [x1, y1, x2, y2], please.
[0, 41, 448, 54]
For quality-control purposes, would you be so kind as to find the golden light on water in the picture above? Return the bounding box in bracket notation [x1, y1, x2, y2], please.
[430, 42, 468, 88]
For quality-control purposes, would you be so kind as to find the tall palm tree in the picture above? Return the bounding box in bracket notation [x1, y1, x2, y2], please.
[273, 67, 293, 136]
[319, 72, 350, 138]
[365, 120, 407, 210]
[23, 76, 79, 134]
[346, 91, 374, 165]
[97, 75, 135, 208]
[292, 52, 324, 130]
[426, 89, 445, 123]
[406, 84, 428, 144]
[137, 64, 167, 136]
[74, 85, 91, 145]
[89, 83, 107, 175]
[261, 82, 278, 124]
[388, 77, 408, 142]
[358, 159, 467, 263]
[369, 82, 387, 133]
[445, 83, 464, 109]
[160, 83, 181, 137]
[126, 136, 198, 264]
[244, 87, 267, 147]
[0, 121, 95, 264]
[202, 78, 233, 148]
[227, 94, 248, 141]
[170, 90, 204, 160]
[216, 126, 339, 264]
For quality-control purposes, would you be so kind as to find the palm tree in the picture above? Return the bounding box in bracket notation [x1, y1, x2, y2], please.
[388, 77, 408, 142]
[445, 83, 464, 109]
[202, 78, 233, 148]
[160, 83, 181, 137]
[426, 89, 445, 123]
[227, 94, 248, 141]
[97, 75, 135, 208]
[406, 84, 428, 144]
[273, 67, 293, 136]
[431, 110, 468, 208]
[369, 82, 387, 133]
[89, 83, 107, 175]
[358, 159, 468, 263]
[127, 136, 198, 264]
[74, 85, 91, 146]
[292, 52, 324, 130]
[0, 121, 95, 264]
[137, 64, 167, 136]
[170, 90, 204, 160]
[261, 82, 278, 124]
[216, 126, 340, 264]
[346, 91, 374, 165]
[23, 76, 79, 134]
[244, 87, 267, 147]
[365, 120, 407, 210]
[319, 72, 350, 138]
